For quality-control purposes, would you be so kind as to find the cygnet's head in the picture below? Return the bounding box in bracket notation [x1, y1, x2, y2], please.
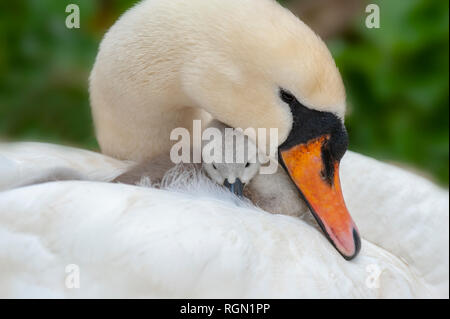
[202, 121, 261, 196]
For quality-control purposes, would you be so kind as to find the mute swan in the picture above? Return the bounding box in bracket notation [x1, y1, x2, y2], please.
[201, 121, 261, 195]
[90, 0, 360, 259]
[112, 119, 312, 224]
[0, 142, 448, 298]
[199, 120, 312, 219]
[112, 119, 301, 219]
[0, 0, 447, 298]
[113, 120, 261, 193]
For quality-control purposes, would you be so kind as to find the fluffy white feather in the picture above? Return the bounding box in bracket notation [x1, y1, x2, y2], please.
[0, 142, 134, 191]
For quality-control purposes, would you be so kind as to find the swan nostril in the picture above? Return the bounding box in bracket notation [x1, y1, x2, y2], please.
[320, 170, 327, 181]
[320, 141, 335, 185]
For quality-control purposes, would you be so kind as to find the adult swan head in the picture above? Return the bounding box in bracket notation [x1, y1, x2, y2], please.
[89, 0, 361, 260]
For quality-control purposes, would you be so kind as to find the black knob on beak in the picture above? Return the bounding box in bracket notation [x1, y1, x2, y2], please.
[223, 178, 244, 197]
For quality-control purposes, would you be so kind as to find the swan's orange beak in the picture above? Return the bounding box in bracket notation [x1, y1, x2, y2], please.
[279, 135, 361, 260]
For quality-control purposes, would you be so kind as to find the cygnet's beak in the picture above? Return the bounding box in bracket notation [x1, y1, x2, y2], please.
[224, 178, 244, 197]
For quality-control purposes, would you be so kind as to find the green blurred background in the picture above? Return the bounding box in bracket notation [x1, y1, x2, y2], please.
[0, 0, 448, 185]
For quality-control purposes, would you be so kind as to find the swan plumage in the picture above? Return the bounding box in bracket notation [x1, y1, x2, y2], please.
[0, 142, 133, 191]
[0, 142, 448, 298]
[0, 0, 448, 297]
[90, 0, 345, 161]
[90, 0, 362, 259]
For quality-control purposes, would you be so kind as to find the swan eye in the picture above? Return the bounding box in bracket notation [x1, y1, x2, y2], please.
[245, 162, 251, 168]
[212, 163, 217, 170]
[280, 89, 296, 104]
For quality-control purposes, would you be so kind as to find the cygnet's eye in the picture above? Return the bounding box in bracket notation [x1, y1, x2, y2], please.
[280, 89, 297, 105]
[212, 163, 217, 170]
[245, 162, 251, 168]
